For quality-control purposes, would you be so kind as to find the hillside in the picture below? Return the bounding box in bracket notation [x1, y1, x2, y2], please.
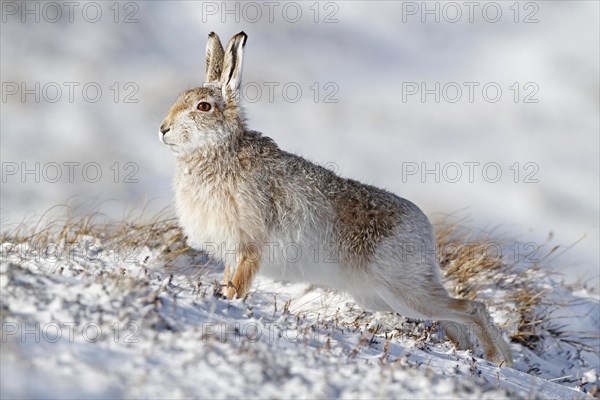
[1, 214, 597, 398]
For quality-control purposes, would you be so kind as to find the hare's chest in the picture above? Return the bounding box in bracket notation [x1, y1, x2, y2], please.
[174, 179, 241, 260]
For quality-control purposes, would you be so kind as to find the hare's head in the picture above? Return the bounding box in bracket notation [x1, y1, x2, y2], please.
[159, 32, 247, 154]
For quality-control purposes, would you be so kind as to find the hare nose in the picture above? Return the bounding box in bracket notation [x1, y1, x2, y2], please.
[160, 124, 171, 135]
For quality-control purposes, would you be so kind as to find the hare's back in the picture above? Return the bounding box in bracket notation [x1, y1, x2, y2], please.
[274, 151, 434, 265]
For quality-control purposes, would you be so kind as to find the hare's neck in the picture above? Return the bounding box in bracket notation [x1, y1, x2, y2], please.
[175, 143, 239, 184]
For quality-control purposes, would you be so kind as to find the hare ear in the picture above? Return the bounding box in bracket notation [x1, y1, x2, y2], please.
[205, 32, 224, 83]
[220, 31, 247, 102]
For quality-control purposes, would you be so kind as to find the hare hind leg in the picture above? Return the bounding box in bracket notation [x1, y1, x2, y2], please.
[439, 320, 471, 350]
[438, 298, 513, 367]
[379, 286, 513, 367]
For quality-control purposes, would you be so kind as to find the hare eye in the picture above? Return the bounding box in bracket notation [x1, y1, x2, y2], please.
[197, 101, 212, 112]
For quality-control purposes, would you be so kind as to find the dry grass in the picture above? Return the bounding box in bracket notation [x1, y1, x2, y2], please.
[435, 218, 598, 355]
[1, 205, 197, 268]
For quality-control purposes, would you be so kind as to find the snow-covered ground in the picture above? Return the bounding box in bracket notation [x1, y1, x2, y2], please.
[1, 226, 598, 398]
[1, 1, 599, 398]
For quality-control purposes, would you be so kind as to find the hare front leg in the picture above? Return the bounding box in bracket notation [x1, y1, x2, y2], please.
[226, 246, 261, 299]
[222, 265, 232, 297]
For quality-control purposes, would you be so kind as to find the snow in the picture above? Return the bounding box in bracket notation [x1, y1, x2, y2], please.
[1, 234, 598, 398]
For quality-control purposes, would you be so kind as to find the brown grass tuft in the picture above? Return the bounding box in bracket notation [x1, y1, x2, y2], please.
[434, 218, 597, 355]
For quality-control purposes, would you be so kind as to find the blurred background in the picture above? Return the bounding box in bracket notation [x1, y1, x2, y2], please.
[2, 1, 598, 285]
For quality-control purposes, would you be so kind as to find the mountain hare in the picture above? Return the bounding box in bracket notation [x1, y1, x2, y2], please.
[159, 32, 513, 367]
